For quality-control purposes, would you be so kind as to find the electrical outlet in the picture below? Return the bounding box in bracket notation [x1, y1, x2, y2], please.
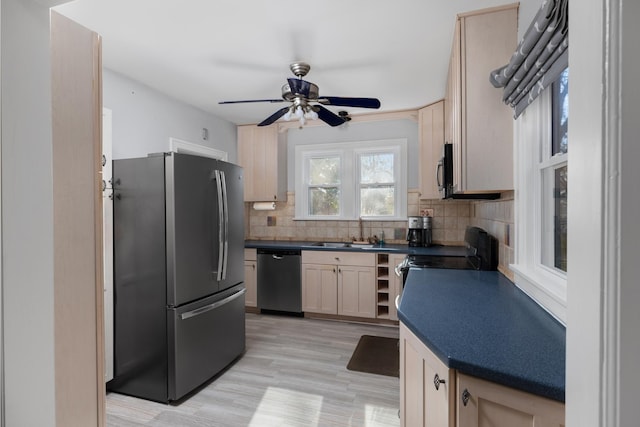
[394, 228, 405, 240]
[505, 223, 510, 246]
[420, 208, 435, 217]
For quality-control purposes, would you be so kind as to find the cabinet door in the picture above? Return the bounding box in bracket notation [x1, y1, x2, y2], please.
[244, 260, 257, 307]
[419, 101, 445, 200]
[302, 263, 338, 314]
[237, 125, 286, 202]
[445, 18, 462, 194]
[400, 322, 454, 427]
[338, 265, 376, 318]
[461, 7, 517, 192]
[401, 328, 425, 426]
[457, 373, 565, 427]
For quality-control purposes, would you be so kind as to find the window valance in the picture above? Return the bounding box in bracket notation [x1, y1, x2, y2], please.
[490, 0, 568, 118]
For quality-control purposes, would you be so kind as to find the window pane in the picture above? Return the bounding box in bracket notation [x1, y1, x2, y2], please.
[542, 165, 568, 272]
[309, 157, 340, 185]
[361, 187, 394, 216]
[553, 166, 568, 271]
[309, 187, 340, 216]
[360, 153, 394, 184]
[552, 68, 569, 155]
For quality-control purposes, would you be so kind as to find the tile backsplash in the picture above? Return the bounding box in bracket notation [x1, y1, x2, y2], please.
[246, 190, 472, 245]
[246, 190, 515, 279]
[469, 191, 515, 281]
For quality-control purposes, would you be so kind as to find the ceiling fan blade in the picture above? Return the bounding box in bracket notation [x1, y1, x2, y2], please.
[219, 99, 284, 104]
[287, 78, 313, 97]
[319, 96, 381, 109]
[314, 105, 346, 127]
[257, 107, 290, 127]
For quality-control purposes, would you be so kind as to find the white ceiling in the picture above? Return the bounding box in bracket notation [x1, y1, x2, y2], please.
[54, 0, 521, 126]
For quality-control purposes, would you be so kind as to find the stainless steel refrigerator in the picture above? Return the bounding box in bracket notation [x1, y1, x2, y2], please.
[108, 152, 245, 403]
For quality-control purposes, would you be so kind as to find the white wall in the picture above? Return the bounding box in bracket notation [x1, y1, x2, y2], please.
[1, 0, 56, 425]
[103, 69, 237, 161]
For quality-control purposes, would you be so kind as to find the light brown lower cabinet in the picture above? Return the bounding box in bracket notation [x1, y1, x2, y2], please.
[457, 373, 565, 427]
[302, 263, 339, 314]
[400, 322, 565, 427]
[244, 249, 257, 308]
[375, 253, 406, 320]
[400, 322, 455, 427]
[337, 265, 376, 318]
[302, 251, 376, 318]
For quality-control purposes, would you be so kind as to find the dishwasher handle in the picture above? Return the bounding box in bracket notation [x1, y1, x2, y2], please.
[257, 248, 301, 257]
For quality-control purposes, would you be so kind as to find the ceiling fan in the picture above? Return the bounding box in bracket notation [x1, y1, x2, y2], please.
[219, 62, 381, 127]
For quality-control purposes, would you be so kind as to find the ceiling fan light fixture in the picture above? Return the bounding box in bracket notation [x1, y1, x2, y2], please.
[305, 108, 318, 120]
[284, 106, 293, 121]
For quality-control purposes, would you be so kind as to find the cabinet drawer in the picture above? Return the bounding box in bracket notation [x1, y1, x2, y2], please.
[244, 248, 257, 261]
[302, 250, 375, 266]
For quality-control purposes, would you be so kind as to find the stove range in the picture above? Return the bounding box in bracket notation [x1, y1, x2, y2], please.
[395, 226, 498, 286]
[405, 254, 478, 270]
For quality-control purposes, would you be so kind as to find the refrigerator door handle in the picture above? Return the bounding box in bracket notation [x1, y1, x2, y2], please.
[220, 170, 229, 281]
[214, 170, 225, 281]
[179, 289, 246, 321]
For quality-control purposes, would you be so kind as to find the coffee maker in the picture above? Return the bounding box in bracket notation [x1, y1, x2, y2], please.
[407, 216, 423, 247]
[422, 216, 433, 247]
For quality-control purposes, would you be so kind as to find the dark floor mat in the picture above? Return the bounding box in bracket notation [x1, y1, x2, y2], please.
[346, 335, 399, 378]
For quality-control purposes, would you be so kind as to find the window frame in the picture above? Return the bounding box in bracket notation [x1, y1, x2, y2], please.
[512, 88, 568, 324]
[294, 139, 407, 221]
[303, 149, 344, 219]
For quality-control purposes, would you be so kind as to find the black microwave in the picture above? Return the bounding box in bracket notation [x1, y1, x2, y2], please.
[436, 143, 454, 199]
[436, 143, 500, 200]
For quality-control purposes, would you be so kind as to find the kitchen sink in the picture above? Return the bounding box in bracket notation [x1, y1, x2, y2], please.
[350, 243, 375, 249]
[311, 242, 351, 248]
[311, 242, 378, 249]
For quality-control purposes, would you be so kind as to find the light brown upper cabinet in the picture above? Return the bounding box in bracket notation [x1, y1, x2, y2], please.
[419, 100, 445, 200]
[445, 4, 518, 194]
[237, 124, 287, 202]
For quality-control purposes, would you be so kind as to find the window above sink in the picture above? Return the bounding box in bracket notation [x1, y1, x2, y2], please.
[294, 139, 408, 221]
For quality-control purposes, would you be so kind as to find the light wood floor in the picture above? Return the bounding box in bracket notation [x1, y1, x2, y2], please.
[106, 313, 401, 427]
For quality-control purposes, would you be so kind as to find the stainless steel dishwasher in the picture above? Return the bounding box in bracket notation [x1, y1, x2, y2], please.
[257, 248, 302, 314]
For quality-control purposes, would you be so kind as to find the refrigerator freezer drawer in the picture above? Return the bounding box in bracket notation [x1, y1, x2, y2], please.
[168, 286, 246, 401]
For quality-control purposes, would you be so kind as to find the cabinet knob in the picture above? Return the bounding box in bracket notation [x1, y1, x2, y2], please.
[433, 373, 446, 391]
[461, 388, 471, 407]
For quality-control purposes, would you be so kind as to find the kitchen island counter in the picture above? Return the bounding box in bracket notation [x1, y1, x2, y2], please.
[398, 268, 566, 402]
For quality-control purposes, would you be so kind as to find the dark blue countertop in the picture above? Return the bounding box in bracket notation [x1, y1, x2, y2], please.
[245, 240, 467, 256]
[398, 268, 566, 402]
